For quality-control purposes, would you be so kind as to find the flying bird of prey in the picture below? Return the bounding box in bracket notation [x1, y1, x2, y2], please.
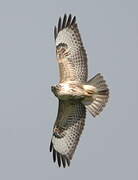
[50, 14, 109, 168]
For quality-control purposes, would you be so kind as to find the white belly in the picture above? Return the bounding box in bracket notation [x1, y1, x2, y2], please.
[57, 83, 85, 100]
[62, 83, 70, 92]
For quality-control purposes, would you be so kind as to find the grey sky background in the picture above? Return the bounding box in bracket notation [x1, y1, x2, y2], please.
[0, 0, 138, 179]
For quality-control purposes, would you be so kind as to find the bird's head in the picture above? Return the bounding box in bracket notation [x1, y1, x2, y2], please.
[51, 85, 61, 97]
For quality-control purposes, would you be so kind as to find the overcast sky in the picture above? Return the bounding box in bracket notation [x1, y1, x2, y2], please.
[0, 0, 138, 179]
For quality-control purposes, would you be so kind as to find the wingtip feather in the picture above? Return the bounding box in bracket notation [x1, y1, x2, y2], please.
[54, 26, 57, 40]
[62, 14, 67, 29]
[58, 17, 62, 32]
[50, 141, 53, 152]
[57, 152, 61, 167]
[71, 16, 76, 26]
[50, 140, 71, 168]
[54, 14, 77, 40]
[53, 148, 56, 162]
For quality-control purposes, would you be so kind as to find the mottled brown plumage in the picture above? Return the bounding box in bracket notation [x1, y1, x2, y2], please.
[50, 14, 109, 168]
[55, 14, 88, 83]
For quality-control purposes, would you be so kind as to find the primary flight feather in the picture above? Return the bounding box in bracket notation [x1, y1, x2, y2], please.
[50, 14, 109, 168]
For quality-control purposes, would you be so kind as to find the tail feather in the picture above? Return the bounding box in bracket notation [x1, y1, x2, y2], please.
[83, 73, 109, 117]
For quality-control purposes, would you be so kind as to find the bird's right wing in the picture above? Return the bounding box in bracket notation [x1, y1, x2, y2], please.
[54, 14, 88, 83]
[50, 100, 86, 168]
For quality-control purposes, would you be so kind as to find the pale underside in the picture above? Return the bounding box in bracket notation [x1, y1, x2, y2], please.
[50, 14, 89, 168]
[50, 14, 110, 168]
[55, 15, 88, 83]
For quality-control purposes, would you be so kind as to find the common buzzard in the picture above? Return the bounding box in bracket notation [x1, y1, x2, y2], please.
[50, 14, 109, 168]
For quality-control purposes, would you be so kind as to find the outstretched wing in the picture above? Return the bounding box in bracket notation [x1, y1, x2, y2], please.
[54, 14, 88, 83]
[50, 100, 86, 168]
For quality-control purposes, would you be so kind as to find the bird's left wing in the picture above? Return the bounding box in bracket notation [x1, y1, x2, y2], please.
[50, 100, 86, 168]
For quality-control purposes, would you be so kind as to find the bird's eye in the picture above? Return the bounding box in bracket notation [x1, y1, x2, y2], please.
[51, 86, 55, 91]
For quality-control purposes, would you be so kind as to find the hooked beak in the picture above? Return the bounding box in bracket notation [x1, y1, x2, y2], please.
[51, 86, 56, 92]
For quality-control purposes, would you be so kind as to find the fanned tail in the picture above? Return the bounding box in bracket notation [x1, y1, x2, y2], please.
[82, 73, 109, 117]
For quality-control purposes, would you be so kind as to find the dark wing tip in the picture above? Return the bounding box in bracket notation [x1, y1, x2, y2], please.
[54, 26, 57, 41]
[61, 155, 66, 168]
[58, 17, 62, 33]
[66, 14, 72, 27]
[50, 141, 70, 168]
[57, 152, 61, 167]
[50, 141, 53, 152]
[66, 157, 70, 167]
[53, 148, 56, 162]
[62, 14, 67, 29]
[70, 16, 76, 26]
[54, 14, 77, 40]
